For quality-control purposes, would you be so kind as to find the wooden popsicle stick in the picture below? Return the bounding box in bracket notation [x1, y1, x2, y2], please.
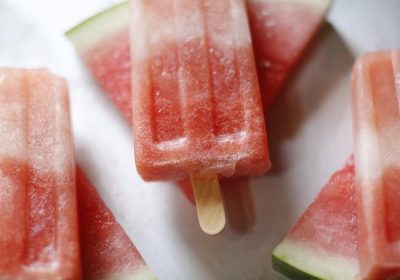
[191, 173, 226, 235]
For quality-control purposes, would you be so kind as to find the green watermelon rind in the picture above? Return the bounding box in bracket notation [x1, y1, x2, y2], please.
[272, 239, 359, 280]
[249, 0, 332, 13]
[104, 267, 158, 280]
[65, 0, 332, 53]
[65, 1, 129, 53]
[272, 253, 323, 280]
[65, 1, 126, 35]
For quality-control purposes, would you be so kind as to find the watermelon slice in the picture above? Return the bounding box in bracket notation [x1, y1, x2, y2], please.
[66, 1, 131, 121]
[248, 0, 331, 108]
[272, 158, 360, 280]
[65, 0, 331, 121]
[76, 167, 157, 279]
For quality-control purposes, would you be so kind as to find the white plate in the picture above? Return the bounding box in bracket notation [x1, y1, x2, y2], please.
[0, 0, 399, 279]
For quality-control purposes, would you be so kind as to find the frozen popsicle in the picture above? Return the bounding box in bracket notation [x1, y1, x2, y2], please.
[131, 0, 270, 234]
[352, 50, 400, 279]
[0, 69, 81, 278]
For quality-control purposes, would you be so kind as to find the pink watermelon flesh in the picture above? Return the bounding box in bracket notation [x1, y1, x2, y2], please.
[248, 0, 329, 108]
[272, 158, 360, 280]
[70, 0, 330, 122]
[85, 27, 132, 121]
[76, 167, 155, 279]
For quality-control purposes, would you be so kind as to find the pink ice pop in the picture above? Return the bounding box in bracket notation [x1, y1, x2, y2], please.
[0, 68, 81, 279]
[130, 0, 270, 182]
[352, 50, 400, 279]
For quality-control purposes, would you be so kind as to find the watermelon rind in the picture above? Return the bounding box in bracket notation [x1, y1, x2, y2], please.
[65, 0, 332, 54]
[65, 1, 129, 53]
[104, 268, 158, 280]
[249, 0, 332, 11]
[272, 254, 323, 280]
[272, 240, 359, 280]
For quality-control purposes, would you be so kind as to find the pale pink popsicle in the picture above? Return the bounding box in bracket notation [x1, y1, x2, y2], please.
[131, 0, 270, 181]
[352, 50, 400, 279]
[0, 68, 81, 279]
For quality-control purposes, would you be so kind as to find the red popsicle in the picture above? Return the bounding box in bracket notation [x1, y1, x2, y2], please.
[131, 0, 270, 181]
[130, 0, 269, 234]
[0, 68, 81, 279]
[352, 50, 400, 279]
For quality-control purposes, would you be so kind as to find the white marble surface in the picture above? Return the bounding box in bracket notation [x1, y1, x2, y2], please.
[0, 0, 399, 279]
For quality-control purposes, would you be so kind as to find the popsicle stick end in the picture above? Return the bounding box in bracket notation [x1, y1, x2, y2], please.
[191, 173, 226, 235]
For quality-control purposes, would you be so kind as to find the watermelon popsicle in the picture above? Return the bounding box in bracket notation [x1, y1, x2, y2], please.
[0, 69, 80, 278]
[352, 50, 400, 279]
[131, 0, 270, 234]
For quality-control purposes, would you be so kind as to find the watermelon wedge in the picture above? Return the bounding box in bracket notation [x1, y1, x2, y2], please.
[66, 1, 131, 121]
[76, 167, 157, 279]
[272, 158, 360, 280]
[248, 0, 331, 108]
[65, 0, 331, 121]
